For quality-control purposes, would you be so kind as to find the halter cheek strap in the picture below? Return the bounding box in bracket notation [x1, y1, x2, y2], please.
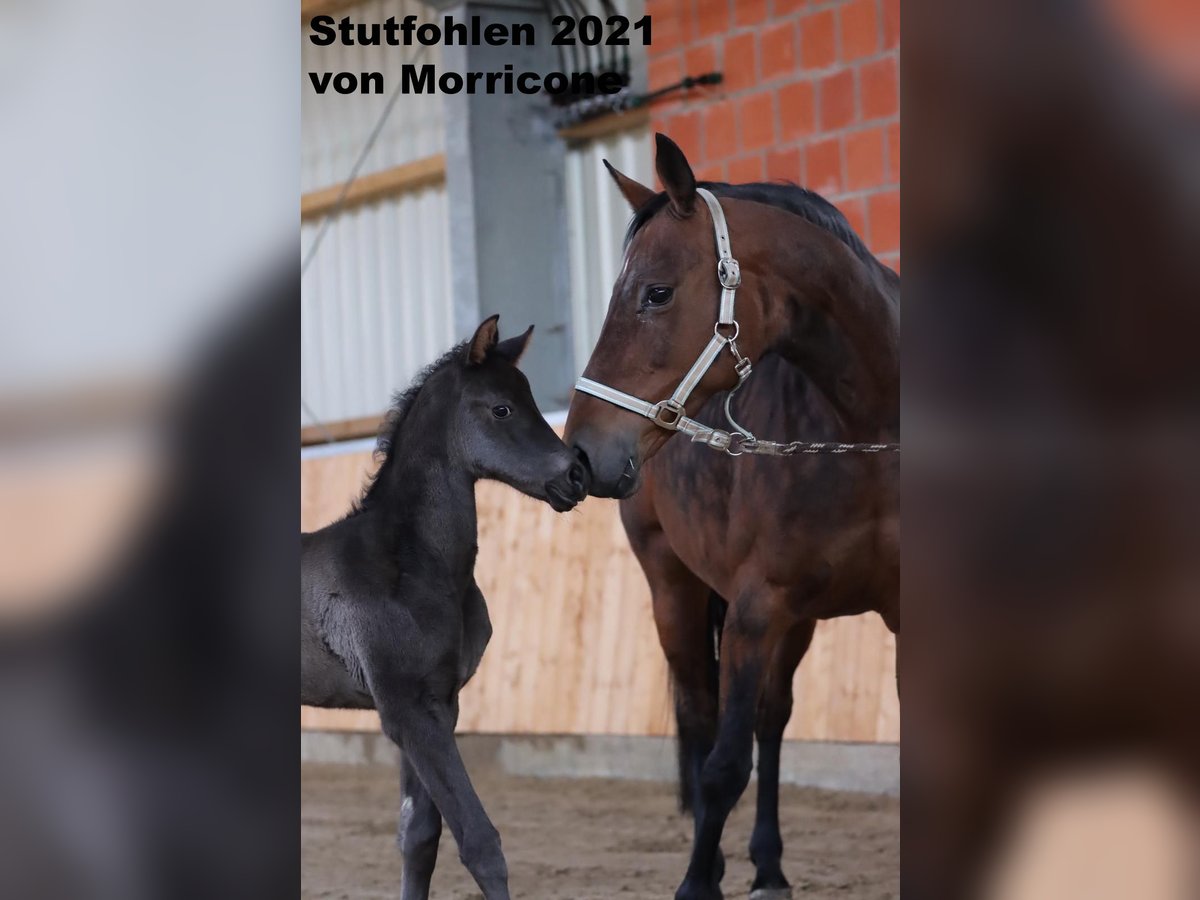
[574, 188, 753, 453]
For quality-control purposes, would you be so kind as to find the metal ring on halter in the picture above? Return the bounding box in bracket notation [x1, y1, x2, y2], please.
[726, 432, 755, 457]
[714, 320, 740, 342]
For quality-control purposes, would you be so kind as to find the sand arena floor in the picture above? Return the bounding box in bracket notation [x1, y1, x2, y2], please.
[302, 761, 899, 899]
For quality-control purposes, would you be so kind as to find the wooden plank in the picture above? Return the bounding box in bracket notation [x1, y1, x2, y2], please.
[300, 413, 383, 446]
[558, 107, 651, 145]
[300, 154, 446, 222]
[300, 444, 899, 742]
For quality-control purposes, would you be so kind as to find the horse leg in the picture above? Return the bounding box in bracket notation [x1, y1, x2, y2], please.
[639, 534, 726, 887]
[676, 595, 785, 900]
[398, 753, 442, 900]
[748, 619, 816, 900]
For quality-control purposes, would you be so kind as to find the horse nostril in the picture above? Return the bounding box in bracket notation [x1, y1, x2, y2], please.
[567, 460, 589, 496]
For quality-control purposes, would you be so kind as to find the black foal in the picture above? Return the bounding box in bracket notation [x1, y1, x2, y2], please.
[301, 316, 588, 899]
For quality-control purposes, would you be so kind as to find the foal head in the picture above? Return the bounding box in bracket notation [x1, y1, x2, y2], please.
[450, 316, 589, 511]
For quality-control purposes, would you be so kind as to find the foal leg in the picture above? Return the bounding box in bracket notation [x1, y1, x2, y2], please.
[398, 754, 442, 900]
[749, 620, 816, 899]
[676, 596, 786, 900]
[377, 694, 509, 900]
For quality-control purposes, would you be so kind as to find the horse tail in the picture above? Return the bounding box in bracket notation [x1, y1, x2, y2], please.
[676, 589, 727, 813]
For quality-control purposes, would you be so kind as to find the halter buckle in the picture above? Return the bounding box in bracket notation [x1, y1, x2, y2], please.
[717, 258, 741, 289]
[652, 399, 685, 429]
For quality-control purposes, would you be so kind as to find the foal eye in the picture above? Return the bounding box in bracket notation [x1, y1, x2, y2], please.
[643, 286, 674, 308]
[491, 405, 512, 419]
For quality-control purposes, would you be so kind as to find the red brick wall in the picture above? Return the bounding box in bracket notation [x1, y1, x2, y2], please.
[645, 0, 900, 269]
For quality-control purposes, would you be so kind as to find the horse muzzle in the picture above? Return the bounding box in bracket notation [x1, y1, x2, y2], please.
[570, 442, 641, 500]
[544, 458, 590, 511]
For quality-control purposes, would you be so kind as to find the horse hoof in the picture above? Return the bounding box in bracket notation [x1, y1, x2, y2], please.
[749, 889, 793, 900]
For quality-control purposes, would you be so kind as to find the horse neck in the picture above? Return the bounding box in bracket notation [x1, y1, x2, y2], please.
[369, 398, 478, 554]
[754, 233, 899, 432]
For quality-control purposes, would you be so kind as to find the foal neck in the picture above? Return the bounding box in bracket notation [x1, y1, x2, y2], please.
[368, 390, 478, 544]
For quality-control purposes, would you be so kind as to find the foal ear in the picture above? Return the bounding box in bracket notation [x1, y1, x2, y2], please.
[655, 133, 697, 216]
[466, 314, 500, 366]
[603, 159, 656, 211]
[494, 324, 534, 367]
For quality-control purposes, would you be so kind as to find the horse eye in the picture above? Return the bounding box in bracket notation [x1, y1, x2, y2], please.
[644, 286, 674, 307]
[491, 405, 511, 419]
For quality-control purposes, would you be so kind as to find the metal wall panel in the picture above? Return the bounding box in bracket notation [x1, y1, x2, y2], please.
[301, 185, 453, 425]
[564, 124, 654, 370]
[301, 0, 444, 193]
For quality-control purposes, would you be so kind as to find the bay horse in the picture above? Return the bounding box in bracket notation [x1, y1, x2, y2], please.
[301, 316, 589, 900]
[564, 135, 899, 900]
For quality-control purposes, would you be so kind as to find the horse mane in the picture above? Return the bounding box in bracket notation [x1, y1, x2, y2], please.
[625, 181, 896, 283]
[351, 340, 467, 513]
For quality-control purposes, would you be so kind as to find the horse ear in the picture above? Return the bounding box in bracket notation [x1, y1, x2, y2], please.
[655, 133, 696, 216]
[495, 324, 534, 366]
[603, 159, 656, 211]
[466, 314, 500, 366]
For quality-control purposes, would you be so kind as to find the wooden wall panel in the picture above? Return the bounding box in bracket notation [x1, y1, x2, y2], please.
[301, 447, 898, 743]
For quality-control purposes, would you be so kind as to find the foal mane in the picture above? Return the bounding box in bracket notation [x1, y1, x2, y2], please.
[351, 340, 467, 513]
[626, 181, 897, 284]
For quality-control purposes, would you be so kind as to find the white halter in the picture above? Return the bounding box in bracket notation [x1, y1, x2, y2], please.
[574, 188, 901, 457]
[574, 188, 754, 454]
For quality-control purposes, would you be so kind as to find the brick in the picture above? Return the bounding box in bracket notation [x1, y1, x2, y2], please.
[861, 55, 899, 120]
[882, 0, 900, 49]
[728, 153, 765, 184]
[703, 100, 737, 162]
[766, 147, 802, 183]
[667, 110, 704, 163]
[775, 0, 807, 14]
[685, 41, 718, 76]
[839, 0, 880, 62]
[818, 69, 857, 131]
[648, 52, 684, 93]
[778, 80, 816, 143]
[646, 0, 685, 53]
[839, 196, 869, 242]
[806, 135, 842, 195]
[696, 162, 725, 183]
[723, 32, 758, 92]
[734, 0, 770, 27]
[738, 90, 776, 151]
[693, 0, 731, 41]
[886, 120, 900, 183]
[867, 189, 901, 253]
[800, 10, 837, 70]
[760, 21, 798, 82]
[844, 126, 886, 191]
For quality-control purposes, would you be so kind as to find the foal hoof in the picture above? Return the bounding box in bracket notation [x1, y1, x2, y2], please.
[749, 889, 793, 900]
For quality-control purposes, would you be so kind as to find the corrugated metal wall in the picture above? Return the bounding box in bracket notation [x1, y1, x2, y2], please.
[301, 187, 453, 423]
[301, 0, 449, 426]
[565, 124, 654, 370]
[301, 0, 443, 193]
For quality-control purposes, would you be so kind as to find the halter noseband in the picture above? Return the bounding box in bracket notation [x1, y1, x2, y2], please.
[574, 188, 756, 455]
